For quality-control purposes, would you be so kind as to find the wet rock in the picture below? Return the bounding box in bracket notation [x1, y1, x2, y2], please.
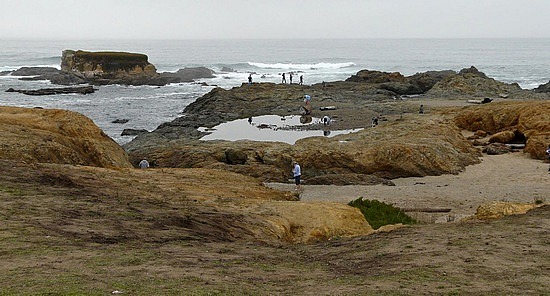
[534, 80, 550, 93]
[159, 67, 215, 84]
[6, 86, 95, 95]
[483, 143, 511, 155]
[112, 119, 130, 124]
[121, 129, 149, 136]
[11, 66, 61, 76]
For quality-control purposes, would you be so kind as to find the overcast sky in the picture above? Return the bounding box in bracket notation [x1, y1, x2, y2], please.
[1, 0, 548, 39]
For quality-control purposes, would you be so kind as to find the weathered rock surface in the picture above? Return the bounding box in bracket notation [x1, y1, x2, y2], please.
[0, 106, 132, 168]
[61, 49, 162, 85]
[475, 202, 539, 220]
[6, 85, 95, 96]
[534, 80, 550, 93]
[428, 66, 523, 98]
[127, 115, 481, 183]
[455, 101, 550, 159]
[10, 66, 60, 76]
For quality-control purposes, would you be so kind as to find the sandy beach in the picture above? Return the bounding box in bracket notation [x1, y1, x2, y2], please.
[269, 152, 549, 221]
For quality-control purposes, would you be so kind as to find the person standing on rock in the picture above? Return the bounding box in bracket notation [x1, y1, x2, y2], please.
[289, 73, 293, 84]
[248, 74, 252, 85]
[299, 75, 303, 85]
[293, 161, 301, 191]
[282, 73, 287, 84]
[139, 158, 150, 169]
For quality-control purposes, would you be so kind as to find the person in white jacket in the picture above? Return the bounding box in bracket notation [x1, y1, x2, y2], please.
[139, 159, 150, 169]
[293, 161, 301, 191]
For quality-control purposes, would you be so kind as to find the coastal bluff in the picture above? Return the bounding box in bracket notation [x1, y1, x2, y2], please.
[0, 106, 132, 168]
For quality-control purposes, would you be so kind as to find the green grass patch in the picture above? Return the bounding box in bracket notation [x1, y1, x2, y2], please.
[348, 197, 416, 229]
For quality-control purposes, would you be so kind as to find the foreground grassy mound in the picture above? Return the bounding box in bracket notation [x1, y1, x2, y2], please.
[348, 197, 417, 229]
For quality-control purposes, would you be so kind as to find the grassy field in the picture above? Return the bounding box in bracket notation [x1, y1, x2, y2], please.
[1, 161, 548, 295]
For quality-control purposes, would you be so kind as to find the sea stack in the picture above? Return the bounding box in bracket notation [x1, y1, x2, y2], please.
[61, 50, 160, 85]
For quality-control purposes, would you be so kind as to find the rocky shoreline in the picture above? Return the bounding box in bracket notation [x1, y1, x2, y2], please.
[122, 66, 549, 185]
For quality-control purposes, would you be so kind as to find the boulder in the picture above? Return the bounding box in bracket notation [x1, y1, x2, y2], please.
[158, 67, 215, 84]
[482, 143, 511, 155]
[121, 129, 149, 136]
[0, 106, 132, 168]
[475, 202, 538, 220]
[488, 130, 516, 144]
[455, 101, 550, 159]
[346, 70, 406, 83]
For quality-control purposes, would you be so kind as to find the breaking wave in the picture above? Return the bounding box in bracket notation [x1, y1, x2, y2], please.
[248, 62, 356, 70]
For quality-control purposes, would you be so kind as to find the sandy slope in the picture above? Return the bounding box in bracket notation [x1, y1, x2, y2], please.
[269, 152, 549, 221]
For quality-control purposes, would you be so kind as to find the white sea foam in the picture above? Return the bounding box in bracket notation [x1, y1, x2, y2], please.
[248, 62, 356, 70]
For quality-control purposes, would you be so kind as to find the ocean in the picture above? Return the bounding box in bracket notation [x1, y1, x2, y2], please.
[1, 38, 549, 144]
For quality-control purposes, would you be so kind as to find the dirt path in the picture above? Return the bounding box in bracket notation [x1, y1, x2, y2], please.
[268, 152, 549, 221]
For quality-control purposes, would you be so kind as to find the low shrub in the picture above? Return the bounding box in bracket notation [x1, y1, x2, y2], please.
[348, 197, 416, 229]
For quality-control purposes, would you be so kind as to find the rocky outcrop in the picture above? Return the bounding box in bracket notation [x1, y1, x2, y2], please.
[455, 101, 550, 159]
[4, 51, 216, 86]
[0, 106, 132, 168]
[159, 67, 215, 84]
[427, 66, 523, 98]
[10, 66, 60, 76]
[61, 50, 161, 85]
[534, 80, 550, 93]
[344, 68, 507, 97]
[127, 117, 481, 183]
[6, 86, 95, 96]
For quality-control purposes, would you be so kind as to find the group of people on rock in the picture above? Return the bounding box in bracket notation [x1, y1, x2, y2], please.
[247, 72, 304, 85]
[281, 72, 303, 85]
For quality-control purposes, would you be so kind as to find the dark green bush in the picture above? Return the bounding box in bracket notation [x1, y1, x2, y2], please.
[348, 197, 416, 229]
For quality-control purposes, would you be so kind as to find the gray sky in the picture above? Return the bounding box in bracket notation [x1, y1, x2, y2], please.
[1, 0, 548, 39]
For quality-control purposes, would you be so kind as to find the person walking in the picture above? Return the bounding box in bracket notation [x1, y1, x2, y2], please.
[299, 75, 303, 85]
[282, 73, 287, 84]
[293, 161, 301, 191]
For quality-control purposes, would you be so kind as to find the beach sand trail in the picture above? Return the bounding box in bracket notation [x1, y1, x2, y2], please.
[268, 152, 549, 221]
